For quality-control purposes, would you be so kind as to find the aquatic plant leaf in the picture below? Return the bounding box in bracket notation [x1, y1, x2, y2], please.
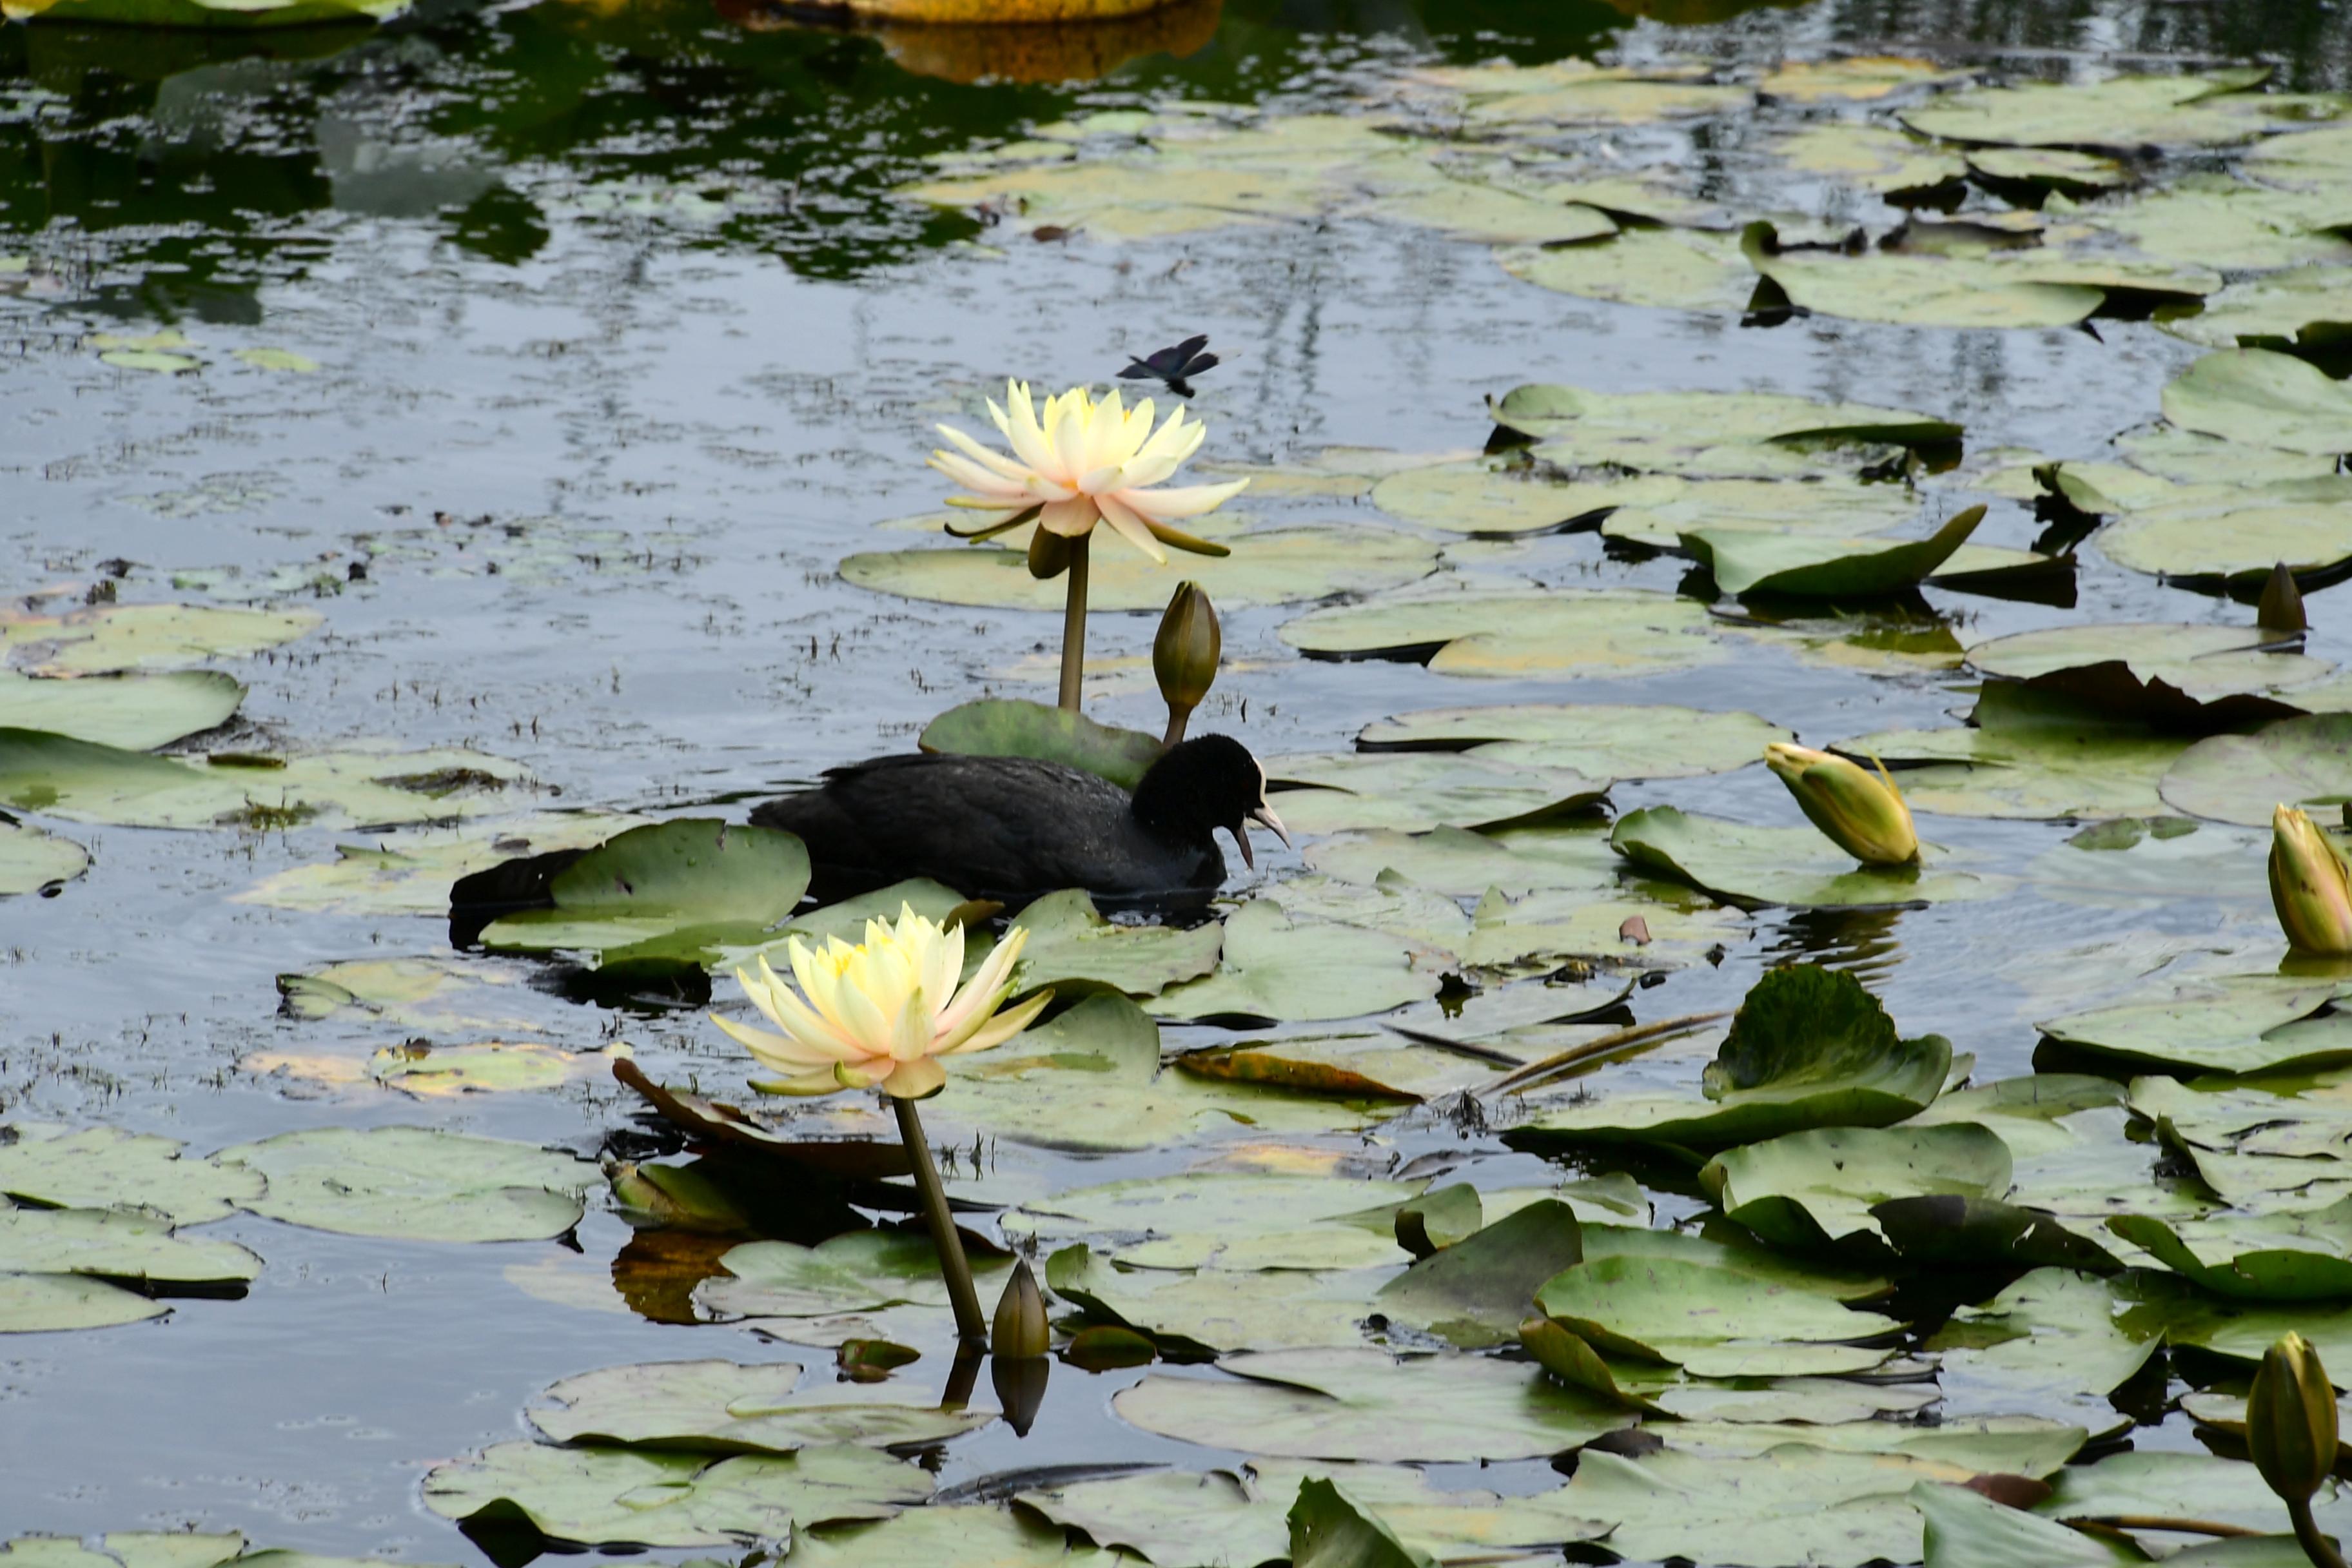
[918, 698, 1162, 789]
[1594, 475, 1921, 550]
[1497, 229, 1759, 313]
[0, 602, 319, 676]
[1965, 146, 2129, 190]
[1355, 180, 1615, 246]
[2163, 270, 2352, 357]
[787, 1505, 1110, 1567]
[2080, 177, 2352, 271]
[2164, 348, 2352, 455]
[842, 525, 1438, 611]
[2128, 1069, 2352, 1213]
[1357, 702, 1787, 778]
[1967, 622, 2330, 700]
[481, 820, 808, 957]
[701, 1230, 1009, 1319]
[1002, 888, 1222, 999]
[1776, 123, 1967, 194]
[2164, 715, 2352, 825]
[1898, 71, 2300, 150]
[1461, 885, 1747, 970]
[237, 814, 647, 916]
[527, 1358, 990, 1452]
[1014, 1171, 1425, 1270]
[1913, 1481, 2128, 1568]
[0, 822, 86, 895]
[1261, 872, 1473, 956]
[1373, 1199, 1582, 1347]
[1487, 382, 1959, 451]
[215, 1126, 593, 1242]
[2039, 975, 2352, 1075]
[2039, 1449, 2352, 1537]
[366, 1041, 602, 1097]
[1761, 55, 1964, 101]
[1610, 806, 1996, 908]
[1535, 1255, 1900, 1377]
[1665, 1415, 2081, 1475]
[1367, 460, 1617, 535]
[1925, 1268, 2162, 1424]
[1046, 1243, 1382, 1355]
[0, 1207, 261, 1285]
[1702, 1124, 2014, 1252]
[1560, 1447, 1980, 1568]
[1686, 507, 1987, 596]
[1268, 752, 1609, 834]
[1289, 1476, 1433, 1568]
[2097, 484, 2352, 586]
[1111, 1346, 1634, 1461]
[1149, 899, 1438, 1023]
[1281, 587, 1727, 679]
[1305, 824, 1622, 897]
[0, 1271, 168, 1333]
[2108, 1202, 2352, 1299]
[0, 1124, 262, 1225]
[0, 671, 242, 750]
[1745, 230, 2191, 330]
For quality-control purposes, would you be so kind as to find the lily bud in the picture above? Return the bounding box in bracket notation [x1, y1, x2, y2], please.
[1154, 581, 1220, 745]
[992, 1258, 1050, 1359]
[1763, 743, 1919, 866]
[2249, 1331, 2338, 1502]
[2272, 806, 2352, 956]
[2261, 562, 2309, 635]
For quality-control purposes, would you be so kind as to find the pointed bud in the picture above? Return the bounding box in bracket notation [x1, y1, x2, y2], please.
[1153, 581, 1220, 745]
[2262, 563, 2309, 635]
[991, 1258, 1050, 1360]
[1027, 526, 1072, 581]
[2250, 1331, 2338, 1502]
[2272, 806, 2352, 956]
[1763, 743, 1919, 865]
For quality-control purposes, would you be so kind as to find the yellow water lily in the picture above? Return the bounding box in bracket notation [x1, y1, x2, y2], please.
[929, 380, 1248, 564]
[713, 905, 1048, 1099]
[1763, 742, 1919, 866]
[2271, 805, 2352, 956]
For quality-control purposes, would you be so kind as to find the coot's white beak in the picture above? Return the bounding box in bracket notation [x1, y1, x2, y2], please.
[1244, 803, 1293, 868]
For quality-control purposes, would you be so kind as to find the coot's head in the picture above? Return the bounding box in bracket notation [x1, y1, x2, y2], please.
[1131, 734, 1291, 868]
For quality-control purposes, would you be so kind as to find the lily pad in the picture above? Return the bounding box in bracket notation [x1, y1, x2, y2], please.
[0, 602, 319, 676]
[787, 1506, 1107, 1567]
[0, 1124, 262, 1225]
[0, 1207, 262, 1286]
[2163, 715, 2352, 825]
[1498, 229, 1769, 314]
[2129, 1068, 2352, 1213]
[1898, 70, 2302, 150]
[480, 820, 809, 959]
[1777, 123, 1968, 195]
[1461, 884, 1749, 970]
[0, 671, 242, 750]
[1701, 1124, 2015, 1252]
[1281, 587, 1728, 679]
[1611, 806, 1995, 909]
[700, 1230, 1010, 1320]
[1149, 899, 1438, 1024]
[1373, 1199, 1585, 1346]
[2097, 482, 2352, 586]
[1013, 1171, 1424, 1270]
[0, 1272, 168, 1333]
[1357, 703, 1787, 778]
[0, 822, 87, 896]
[2039, 975, 2352, 1075]
[917, 699, 1162, 790]
[1259, 872, 1473, 956]
[2108, 1202, 2352, 1299]
[237, 814, 647, 917]
[1596, 476, 1922, 551]
[1046, 1243, 1382, 1355]
[2166, 266, 2352, 351]
[526, 1358, 992, 1452]
[1305, 824, 1622, 897]
[2038, 1449, 2352, 1538]
[1536, 1254, 1901, 1377]
[1966, 146, 2130, 192]
[1006, 889, 1223, 999]
[1745, 224, 2208, 329]
[1925, 1268, 2161, 1424]
[2164, 348, 2352, 456]
[1966, 622, 2329, 700]
[1487, 382, 1960, 453]
[1368, 460, 1616, 535]
[1685, 505, 1986, 597]
[1269, 752, 1609, 835]
[1561, 1447, 1978, 1568]
[215, 1127, 594, 1242]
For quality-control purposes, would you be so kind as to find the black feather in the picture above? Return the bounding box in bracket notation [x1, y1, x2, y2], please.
[1119, 333, 1219, 395]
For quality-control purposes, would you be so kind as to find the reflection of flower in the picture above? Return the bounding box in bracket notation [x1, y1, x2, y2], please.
[930, 380, 1246, 564]
[1763, 742, 1918, 865]
[2271, 806, 2352, 956]
[713, 906, 1048, 1098]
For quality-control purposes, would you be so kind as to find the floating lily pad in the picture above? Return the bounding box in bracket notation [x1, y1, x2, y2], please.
[2083, 178, 2352, 271]
[0, 671, 242, 750]
[1701, 1124, 2014, 1252]
[1014, 1171, 1424, 1270]
[1685, 506, 1986, 596]
[1777, 123, 1968, 195]
[1369, 458, 1635, 536]
[2039, 975, 2352, 1075]
[789, 1505, 1108, 1567]
[1562, 1447, 1976, 1568]
[1488, 382, 1960, 453]
[0, 1271, 168, 1333]
[1306, 824, 1622, 897]
[0, 1124, 262, 1225]
[1925, 1268, 2161, 1424]
[0, 1207, 262, 1286]
[2130, 1068, 2352, 1213]
[480, 820, 809, 959]
[1112, 1346, 1633, 1462]
[2039, 1449, 2352, 1538]
[1260, 872, 1473, 956]
[1967, 622, 2329, 699]
[1461, 884, 1749, 970]
[1269, 752, 1609, 835]
[1536, 1253, 1900, 1377]
[1611, 807, 1995, 908]
[215, 1127, 594, 1242]
[2108, 1202, 2352, 1299]
[1373, 1199, 1583, 1347]
[1745, 224, 2208, 329]
[1498, 228, 1763, 313]
[2164, 348, 2352, 456]
[527, 1358, 991, 1452]
[1281, 588, 1727, 679]
[1005, 889, 1224, 999]
[0, 603, 320, 676]
[1966, 146, 2129, 191]
[1596, 476, 1923, 551]
[1872, 1196, 2121, 1273]
[1047, 1243, 1382, 1355]
[1356, 703, 1787, 778]
[1358, 179, 1617, 246]
[2166, 268, 2352, 353]
[0, 822, 86, 896]
[1899, 70, 2298, 150]
[917, 699, 1162, 790]
[1838, 722, 2188, 821]
[1149, 899, 1438, 1023]
[2097, 483, 2352, 586]
[701, 1230, 1009, 1320]
[237, 814, 647, 917]
[2162, 715, 2352, 825]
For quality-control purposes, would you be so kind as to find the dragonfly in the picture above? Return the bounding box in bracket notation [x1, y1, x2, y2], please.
[1119, 333, 1220, 397]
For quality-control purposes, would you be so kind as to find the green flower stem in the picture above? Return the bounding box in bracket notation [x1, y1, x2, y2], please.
[1162, 704, 1191, 748]
[894, 1095, 986, 1343]
[2292, 1498, 2349, 1568]
[1058, 532, 1091, 714]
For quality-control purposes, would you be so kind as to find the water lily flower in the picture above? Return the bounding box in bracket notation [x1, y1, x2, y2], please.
[1763, 742, 1919, 866]
[712, 905, 1050, 1099]
[929, 380, 1248, 565]
[2273, 805, 2352, 956]
[2251, 1331, 2338, 1504]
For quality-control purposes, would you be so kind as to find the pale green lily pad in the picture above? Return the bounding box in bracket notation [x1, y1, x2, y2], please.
[1966, 146, 2129, 190]
[1562, 1448, 1979, 1568]
[480, 820, 809, 959]
[0, 1207, 261, 1285]
[1047, 1243, 1382, 1355]
[2164, 348, 2352, 455]
[1369, 459, 1616, 535]
[0, 730, 528, 831]
[1013, 1171, 1424, 1270]
[0, 671, 242, 750]
[0, 1272, 168, 1333]
[1595, 476, 1922, 551]
[1761, 56, 1966, 101]
[0, 821, 86, 895]
[1536, 1255, 1900, 1378]
[527, 1358, 992, 1451]
[2108, 1202, 2352, 1299]
[1357, 703, 1787, 778]
[1487, 382, 1959, 453]
[2026, 819, 2269, 906]
[1777, 123, 1968, 195]
[1966, 622, 2330, 698]
[1260, 872, 1473, 956]
[2162, 714, 2352, 825]
[421, 1440, 925, 1549]
[216, 1127, 594, 1242]
[1305, 825, 1622, 897]
[1838, 723, 2188, 821]
[1373, 1199, 1583, 1347]
[237, 814, 647, 917]
[1281, 588, 1727, 679]
[1916, 1482, 2135, 1568]
[0, 1124, 262, 1225]
[1288, 1478, 1427, 1568]
[1701, 1124, 2014, 1251]
[1005, 888, 1223, 999]
[366, 1042, 598, 1097]
[1925, 1268, 2161, 1424]
[1669, 1416, 2082, 1476]
[701, 1230, 1009, 1320]
[2098, 484, 2352, 585]
[2040, 975, 2352, 1075]
[1112, 1346, 1634, 1462]
[1498, 228, 1760, 313]
[1149, 899, 1438, 1023]
[917, 699, 1162, 790]
[1686, 506, 1984, 597]
[2117, 423, 2346, 485]
[1357, 180, 1616, 245]
[1745, 226, 2209, 329]
[233, 348, 318, 371]
[1899, 70, 2303, 150]
[842, 525, 1438, 612]
[2039, 1449, 2352, 1538]
[1611, 806, 1995, 908]
[0, 602, 320, 676]
[2129, 1068, 2352, 1213]
[273, 956, 543, 1035]
[1269, 752, 1609, 835]
[2166, 267, 2352, 353]
[2084, 178, 2352, 271]
[1461, 885, 1749, 970]
[789, 1506, 1108, 1567]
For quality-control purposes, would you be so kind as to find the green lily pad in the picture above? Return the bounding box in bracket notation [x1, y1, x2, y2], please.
[2163, 714, 2352, 826]
[1685, 505, 1986, 596]
[1776, 122, 1969, 195]
[2108, 1202, 2352, 1299]
[2164, 348, 2352, 455]
[1914, 1482, 2129, 1568]
[1701, 1124, 2015, 1252]
[1013, 1171, 1425, 1270]
[2097, 482, 2352, 586]
[1006, 889, 1224, 999]
[1560, 1447, 1979, 1568]
[215, 1127, 594, 1242]
[0, 602, 319, 676]
[1898, 70, 2300, 150]
[2129, 1068, 2352, 1213]
[480, 820, 809, 959]
[1269, 752, 1609, 834]
[2039, 975, 2352, 1075]
[1967, 622, 2329, 699]
[1259, 872, 1473, 957]
[2039, 1449, 2352, 1538]
[526, 1358, 992, 1452]
[842, 525, 1438, 612]
[237, 813, 647, 917]
[0, 822, 87, 896]
[1924, 1268, 2162, 1424]
[421, 1440, 925, 1549]
[1373, 1199, 1584, 1347]
[1497, 229, 1765, 314]
[1360, 177, 1621, 250]
[1966, 146, 2130, 191]
[2082, 177, 2352, 271]
[701, 1230, 1009, 1320]
[1664, 1414, 2082, 1473]
[917, 699, 1162, 790]
[1304, 824, 1622, 897]
[1046, 1243, 1382, 1355]
[0, 1124, 262, 1225]
[0, 1207, 261, 1286]
[1487, 382, 1960, 453]
[0, 671, 242, 750]
[1461, 884, 1749, 970]
[1596, 476, 1923, 551]
[2166, 267, 2352, 352]
[1289, 1477, 1429, 1568]
[1356, 702, 1787, 778]
[1282, 587, 1727, 679]
[1536, 1254, 1900, 1377]
[1872, 1196, 2122, 1273]
[1368, 459, 1619, 535]
[1148, 899, 1438, 1024]
[1610, 806, 1995, 909]
[0, 1271, 168, 1333]
[1839, 720, 2190, 822]
[788, 1505, 1108, 1567]
[1745, 224, 2211, 329]
[1112, 1346, 1634, 1462]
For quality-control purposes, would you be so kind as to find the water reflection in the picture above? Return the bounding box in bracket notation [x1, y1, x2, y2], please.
[721, 0, 1226, 84]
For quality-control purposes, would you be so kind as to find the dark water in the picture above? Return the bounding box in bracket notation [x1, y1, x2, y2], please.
[1, 0, 2344, 1556]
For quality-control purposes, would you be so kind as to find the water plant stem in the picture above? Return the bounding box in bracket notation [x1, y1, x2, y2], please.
[2292, 1498, 2349, 1568]
[1162, 707, 1189, 747]
[1058, 533, 1092, 713]
[894, 1095, 986, 1342]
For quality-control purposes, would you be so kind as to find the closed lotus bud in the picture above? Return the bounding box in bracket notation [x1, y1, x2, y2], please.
[992, 1258, 1050, 1359]
[2272, 806, 2352, 956]
[1763, 743, 1919, 866]
[1154, 581, 1220, 745]
[2249, 1331, 2338, 1502]
[2261, 562, 2309, 635]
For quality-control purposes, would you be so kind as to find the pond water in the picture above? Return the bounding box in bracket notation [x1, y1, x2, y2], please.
[10, 0, 2352, 1563]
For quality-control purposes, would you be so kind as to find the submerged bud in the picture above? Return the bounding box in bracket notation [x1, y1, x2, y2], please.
[992, 1257, 1050, 1360]
[1154, 581, 1220, 745]
[2272, 806, 2352, 956]
[2250, 1331, 2338, 1503]
[1763, 743, 1919, 866]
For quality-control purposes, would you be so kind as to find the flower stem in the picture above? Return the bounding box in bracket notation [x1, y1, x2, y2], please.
[1161, 706, 1190, 748]
[893, 1095, 986, 1343]
[1058, 532, 1091, 714]
[2292, 1498, 2348, 1568]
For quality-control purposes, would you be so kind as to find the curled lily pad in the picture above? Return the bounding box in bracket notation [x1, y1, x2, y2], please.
[480, 820, 810, 960]
[1281, 587, 1727, 679]
[1148, 899, 1437, 1024]
[0, 671, 242, 750]
[0, 1207, 262, 1286]
[2037, 1449, 2352, 1538]
[0, 602, 320, 676]
[215, 1126, 594, 1242]
[0, 822, 87, 896]
[0, 1124, 262, 1225]
[1268, 752, 1609, 835]
[1966, 622, 2330, 700]
[2108, 1203, 2352, 1300]
[1914, 1480, 2135, 1568]
[2164, 348, 2352, 455]
[1373, 1198, 1583, 1347]
[918, 699, 1161, 789]
[527, 1358, 992, 1452]
[1701, 1124, 2014, 1253]
[1610, 806, 1996, 909]
[1006, 888, 1223, 999]
[1685, 505, 1986, 597]
[1357, 702, 1787, 778]
[2162, 714, 2352, 825]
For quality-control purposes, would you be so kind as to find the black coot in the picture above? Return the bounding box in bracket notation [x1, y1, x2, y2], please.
[749, 732, 1289, 904]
